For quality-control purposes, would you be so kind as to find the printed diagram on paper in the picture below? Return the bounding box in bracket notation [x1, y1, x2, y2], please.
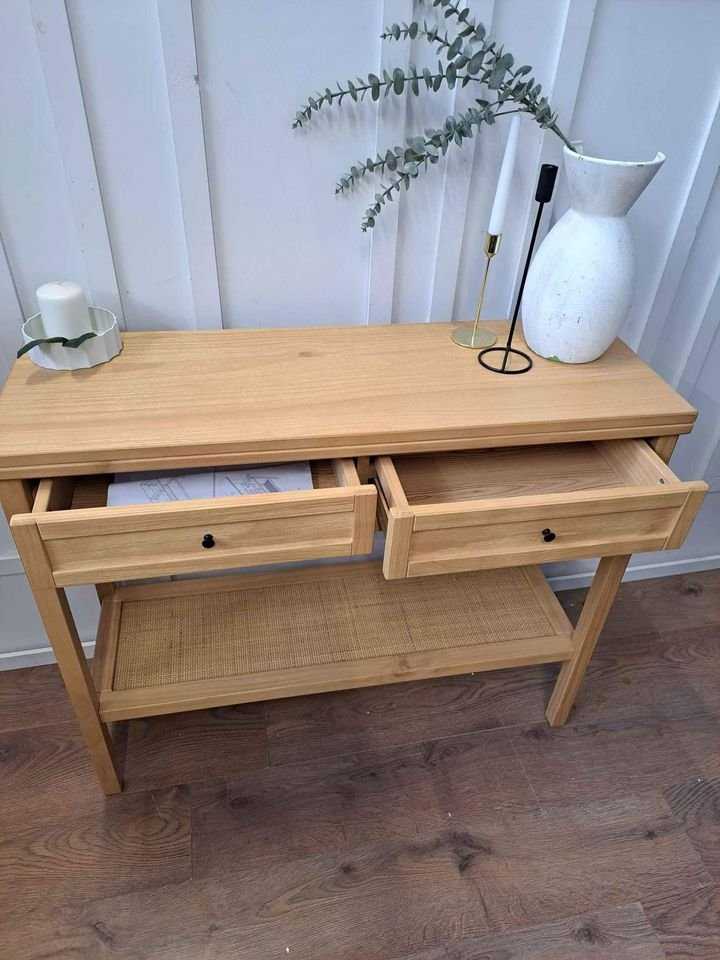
[216, 463, 313, 497]
[107, 463, 313, 507]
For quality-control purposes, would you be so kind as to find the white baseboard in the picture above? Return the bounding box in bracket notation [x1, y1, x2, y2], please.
[0, 552, 22, 576]
[547, 552, 720, 591]
[1, 551, 719, 671]
[0, 639, 95, 670]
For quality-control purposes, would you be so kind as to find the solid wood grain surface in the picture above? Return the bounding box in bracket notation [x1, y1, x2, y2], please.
[23, 459, 376, 585]
[378, 439, 706, 579]
[394, 442, 623, 504]
[1, 568, 719, 959]
[547, 555, 631, 726]
[393, 438, 680, 505]
[0, 478, 33, 521]
[9, 518, 122, 793]
[0, 325, 696, 477]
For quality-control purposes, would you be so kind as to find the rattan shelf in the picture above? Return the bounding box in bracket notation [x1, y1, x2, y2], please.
[94, 561, 573, 722]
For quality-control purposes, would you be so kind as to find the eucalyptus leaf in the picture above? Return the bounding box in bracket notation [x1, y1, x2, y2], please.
[447, 36, 462, 59]
[488, 64, 506, 89]
[467, 50, 484, 74]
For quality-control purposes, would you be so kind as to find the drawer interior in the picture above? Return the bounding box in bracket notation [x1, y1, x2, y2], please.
[388, 440, 678, 506]
[34, 460, 350, 514]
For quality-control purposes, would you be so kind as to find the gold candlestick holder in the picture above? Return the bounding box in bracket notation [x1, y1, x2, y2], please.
[451, 232, 501, 349]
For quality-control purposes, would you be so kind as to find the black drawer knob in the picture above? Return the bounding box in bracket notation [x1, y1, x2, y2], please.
[202, 533, 215, 549]
[541, 528, 556, 543]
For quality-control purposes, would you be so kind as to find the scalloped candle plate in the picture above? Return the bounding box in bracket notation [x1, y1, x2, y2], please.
[21, 306, 123, 370]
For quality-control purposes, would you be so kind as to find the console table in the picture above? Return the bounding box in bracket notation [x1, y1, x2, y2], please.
[0, 322, 706, 794]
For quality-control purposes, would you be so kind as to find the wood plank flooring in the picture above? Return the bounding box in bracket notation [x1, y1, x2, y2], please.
[0, 569, 719, 959]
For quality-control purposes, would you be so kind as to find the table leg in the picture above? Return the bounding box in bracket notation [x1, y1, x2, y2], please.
[6, 489, 121, 794]
[0, 478, 34, 520]
[649, 435, 678, 462]
[356, 457, 371, 483]
[26, 584, 121, 793]
[96, 583, 114, 603]
[546, 433, 680, 726]
[546, 554, 630, 727]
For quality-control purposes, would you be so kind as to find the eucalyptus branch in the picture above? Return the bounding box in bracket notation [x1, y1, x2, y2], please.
[380, 17, 488, 60]
[293, 63, 487, 129]
[428, 0, 478, 30]
[292, 0, 576, 229]
[338, 98, 510, 197]
[356, 102, 508, 230]
[423, 0, 575, 150]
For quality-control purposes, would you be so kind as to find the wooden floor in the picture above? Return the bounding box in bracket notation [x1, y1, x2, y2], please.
[1, 570, 719, 960]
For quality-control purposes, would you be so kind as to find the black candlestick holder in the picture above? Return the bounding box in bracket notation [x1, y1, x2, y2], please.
[478, 163, 559, 375]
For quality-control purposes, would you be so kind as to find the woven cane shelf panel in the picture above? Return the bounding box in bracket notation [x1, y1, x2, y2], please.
[108, 563, 570, 695]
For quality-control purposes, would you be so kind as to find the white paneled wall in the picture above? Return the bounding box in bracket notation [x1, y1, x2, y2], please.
[1, 0, 719, 666]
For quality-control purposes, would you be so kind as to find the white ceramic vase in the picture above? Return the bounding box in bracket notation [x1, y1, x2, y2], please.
[522, 146, 665, 363]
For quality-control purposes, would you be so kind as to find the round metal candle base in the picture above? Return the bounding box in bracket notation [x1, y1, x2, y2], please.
[451, 325, 497, 350]
[478, 346, 533, 375]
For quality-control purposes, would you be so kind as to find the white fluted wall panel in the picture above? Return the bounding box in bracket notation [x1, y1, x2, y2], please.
[0, 0, 719, 665]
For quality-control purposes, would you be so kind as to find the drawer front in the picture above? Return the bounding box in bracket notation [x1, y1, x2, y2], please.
[404, 495, 693, 577]
[376, 450, 707, 580]
[24, 461, 376, 585]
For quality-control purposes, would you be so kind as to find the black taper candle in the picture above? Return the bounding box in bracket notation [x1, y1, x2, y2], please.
[478, 162, 559, 374]
[535, 163, 558, 204]
[504, 163, 559, 365]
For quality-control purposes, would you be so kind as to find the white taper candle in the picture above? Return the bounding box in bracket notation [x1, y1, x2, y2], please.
[36, 281, 92, 340]
[487, 114, 521, 236]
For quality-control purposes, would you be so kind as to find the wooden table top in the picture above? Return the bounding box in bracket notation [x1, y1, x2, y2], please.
[0, 323, 696, 478]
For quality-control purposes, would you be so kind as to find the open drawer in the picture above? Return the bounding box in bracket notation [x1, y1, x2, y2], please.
[14, 460, 376, 586]
[375, 440, 707, 579]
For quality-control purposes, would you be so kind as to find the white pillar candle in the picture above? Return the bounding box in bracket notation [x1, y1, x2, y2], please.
[488, 115, 521, 236]
[36, 281, 92, 340]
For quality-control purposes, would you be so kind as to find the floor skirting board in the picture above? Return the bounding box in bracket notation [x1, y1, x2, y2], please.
[0, 553, 23, 576]
[547, 552, 720, 590]
[0, 639, 95, 670]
